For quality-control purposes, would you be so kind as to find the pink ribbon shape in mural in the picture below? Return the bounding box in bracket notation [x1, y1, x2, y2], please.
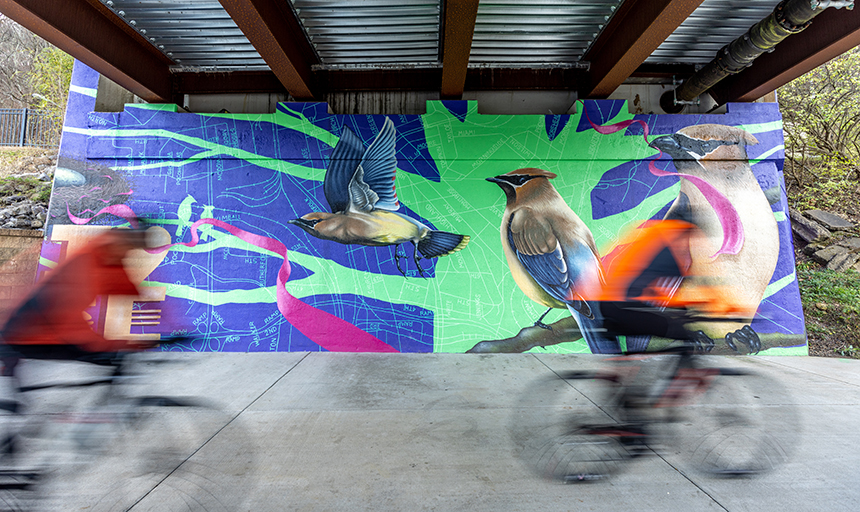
[67, 205, 398, 352]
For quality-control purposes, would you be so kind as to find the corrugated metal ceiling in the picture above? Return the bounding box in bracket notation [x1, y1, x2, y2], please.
[101, 0, 267, 70]
[98, 0, 786, 72]
[294, 0, 441, 67]
[647, 0, 782, 63]
[470, 0, 624, 66]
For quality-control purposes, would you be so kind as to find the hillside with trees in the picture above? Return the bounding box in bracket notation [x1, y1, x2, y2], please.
[778, 46, 860, 357]
[0, 14, 73, 142]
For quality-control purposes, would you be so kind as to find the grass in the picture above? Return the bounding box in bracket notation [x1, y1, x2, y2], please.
[797, 262, 860, 314]
[0, 147, 54, 205]
[796, 260, 860, 357]
[0, 176, 51, 204]
[0, 147, 46, 169]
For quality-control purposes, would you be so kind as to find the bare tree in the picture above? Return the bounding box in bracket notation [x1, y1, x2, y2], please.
[0, 14, 50, 109]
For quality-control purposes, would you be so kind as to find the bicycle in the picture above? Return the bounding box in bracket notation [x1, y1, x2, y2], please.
[0, 340, 256, 511]
[511, 343, 798, 483]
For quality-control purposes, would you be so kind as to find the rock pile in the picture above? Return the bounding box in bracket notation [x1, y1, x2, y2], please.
[0, 195, 48, 229]
[791, 208, 860, 272]
[0, 151, 54, 230]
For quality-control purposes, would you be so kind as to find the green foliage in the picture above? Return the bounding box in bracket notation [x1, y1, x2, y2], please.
[790, 180, 855, 212]
[29, 45, 73, 141]
[778, 47, 860, 211]
[30, 182, 51, 203]
[797, 264, 860, 314]
[0, 176, 51, 204]
[796, 264, 860, 358]
[839, 345, 859, 358]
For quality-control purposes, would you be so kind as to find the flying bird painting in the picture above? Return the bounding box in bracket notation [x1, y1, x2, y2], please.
[289, 117, 470, 276]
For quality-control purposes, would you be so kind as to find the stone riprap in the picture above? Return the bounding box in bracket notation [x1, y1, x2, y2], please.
[791, 208, 860, 272]
[790, 209, 833, 244]
[0, 152, 54, 230]
[805, 209, 856, 231]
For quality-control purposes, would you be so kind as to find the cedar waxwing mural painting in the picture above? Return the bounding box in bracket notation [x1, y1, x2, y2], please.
[484, 168, 618, 354]
[289, 117, 470, 277]
[45, 63, 806, 355]
[473, 122, 789, 355]
[649, 125, 780, 353]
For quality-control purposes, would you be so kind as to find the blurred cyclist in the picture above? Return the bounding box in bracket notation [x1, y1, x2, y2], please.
[592, 219, 736, 353]
[0, 228, 155, 375]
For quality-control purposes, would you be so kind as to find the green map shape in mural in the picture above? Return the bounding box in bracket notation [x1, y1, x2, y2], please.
[413, 101, 667, 353]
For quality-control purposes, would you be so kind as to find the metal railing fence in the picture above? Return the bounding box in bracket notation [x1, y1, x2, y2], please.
[0, 109, 61, 148]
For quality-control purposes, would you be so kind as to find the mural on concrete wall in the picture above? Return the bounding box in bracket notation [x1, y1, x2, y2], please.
[43, 62, 805, 355]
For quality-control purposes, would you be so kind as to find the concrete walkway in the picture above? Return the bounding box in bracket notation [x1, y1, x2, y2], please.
[17, 353, 860, 511]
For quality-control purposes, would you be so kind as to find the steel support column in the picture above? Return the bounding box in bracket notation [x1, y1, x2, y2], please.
[583, 0, 705, 98]
[440, 0, 480, 99]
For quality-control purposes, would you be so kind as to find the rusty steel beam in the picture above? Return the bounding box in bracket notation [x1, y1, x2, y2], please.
[465, 67, 589, 91]
[631, 63, 698, 79]
[709, 6, 860, 105]
[176, 66, 592, 95]
[314, 67, 588, 92]
[583, 0, 705, 98]
[440, 0, 480, 98]
[316, 68, 443, 92]
[219, 0, 318, 101]
[173, 71, 288, 95]
[0, 0, 173, 102]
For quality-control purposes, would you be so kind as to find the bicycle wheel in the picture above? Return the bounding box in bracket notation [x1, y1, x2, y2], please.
[510, 369, 631, 483]
[669, 363, 797, 477]
[0, 469, 36, 512]
[0, 378, 41, 512]
[526, 425, 633, 483]
[46, 398, 256, 511]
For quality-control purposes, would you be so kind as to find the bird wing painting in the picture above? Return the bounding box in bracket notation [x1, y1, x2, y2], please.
[486, 168, 621, 354]
[290, 117, 470, 277]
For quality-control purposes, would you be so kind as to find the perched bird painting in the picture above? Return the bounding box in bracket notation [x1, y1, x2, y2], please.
[289, 117, 470, 276]
[486, 168, 621, 354]
[649, 124, 780, 353]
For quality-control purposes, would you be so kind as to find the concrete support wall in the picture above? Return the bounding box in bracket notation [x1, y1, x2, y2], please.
[0, 228, 42, 318]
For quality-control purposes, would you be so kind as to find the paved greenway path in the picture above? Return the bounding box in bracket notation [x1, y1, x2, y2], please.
[17, 353, 860, 511]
